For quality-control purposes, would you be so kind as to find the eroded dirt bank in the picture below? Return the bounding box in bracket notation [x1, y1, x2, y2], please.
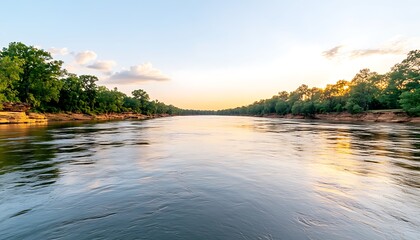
[0, 112, 170, 124]
[263, 111, 420, 123]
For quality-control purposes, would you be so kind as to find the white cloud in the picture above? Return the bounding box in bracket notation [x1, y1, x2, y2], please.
[87, 60, 117, 74]
[107, 63, 170, 84]
[323, 36, 420, 60]
[49, 47, 70, 56]
[74, 50, 97, 64]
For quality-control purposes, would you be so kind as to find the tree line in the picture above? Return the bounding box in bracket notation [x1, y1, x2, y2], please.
[0, 42, 182, 115]
[0, 42, 418, 117]
[216, 50, 420, 116]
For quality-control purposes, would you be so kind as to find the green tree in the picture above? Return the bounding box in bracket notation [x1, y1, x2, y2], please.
[58, 74, 86, 112]
[275, 99, 289, 115]
[79, 75, 98, 111]
[95, 87, 127, 113]
[0, 56, 24, 106]
[346, 69, 380, 111]
[0, 42, 64, 109]
[132, 89, 150, 114]
[263, 98, 277, 114]
[291, 101, 304, 114]
[123, 97, 141, 113]
[399, 89, 420, 116]
[381, 50, 420, 108]
[321, 80, 350, 112]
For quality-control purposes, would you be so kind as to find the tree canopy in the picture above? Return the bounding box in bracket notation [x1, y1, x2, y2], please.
[0, 42, 65, 109]
[216, 50, 420, 116]
[0, 42, 182, 115]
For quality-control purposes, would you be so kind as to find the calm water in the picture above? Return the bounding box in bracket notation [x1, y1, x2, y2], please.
[0, 116, 419, 240]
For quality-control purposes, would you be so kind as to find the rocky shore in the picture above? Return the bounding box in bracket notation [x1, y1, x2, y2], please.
[0, 111, 169, 124]
[0, 111, 48, 124]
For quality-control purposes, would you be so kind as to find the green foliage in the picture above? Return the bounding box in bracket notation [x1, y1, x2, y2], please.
[58, 74, 88, 112]
[216, 50, 419, 117]
[275, 100, 289, 115]
[291, 101, 303, 115]
[0, 42, 180, 115]
[399, 89, 420, 116]
[263, 98, 277, 114]
[95, 87, 127, 113]
[132, 89, 150, 112]
[347, 69, 380, 111]
[381, 50, 420, 108]
[123, 97, 141, 113]
[0, 56, 24, 106]
[79, 75, 98, 110]
[345, 100, 363, 114]
[334, 103, 343, 112]
[321, 80, 350, 112]
[0, 42, 64, 109]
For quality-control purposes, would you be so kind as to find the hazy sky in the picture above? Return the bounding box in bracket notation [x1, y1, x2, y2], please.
[1, 0, 420, 110]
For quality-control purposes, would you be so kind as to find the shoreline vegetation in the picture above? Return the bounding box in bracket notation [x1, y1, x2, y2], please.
[0, 42, 419, 125]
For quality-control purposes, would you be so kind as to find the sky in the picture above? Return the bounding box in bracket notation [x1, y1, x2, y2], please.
[1, 0, 420, 110]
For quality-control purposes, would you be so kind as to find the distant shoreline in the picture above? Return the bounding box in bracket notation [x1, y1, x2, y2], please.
[259, 111, 420, 123]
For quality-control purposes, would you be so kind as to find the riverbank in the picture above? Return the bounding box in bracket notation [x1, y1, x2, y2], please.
[1, 111, 419, 124]
[0, 111, 169, 124]
[263, 111, 420, 123]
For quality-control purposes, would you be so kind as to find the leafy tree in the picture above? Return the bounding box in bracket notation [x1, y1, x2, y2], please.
[123, 97, 141, 113]
[132, 89, 150, 113]
[79, 75, 98, 111]
[95, 87, 127, 113]
[145, 100, 158, 115]
[321, 80, 349, 112]
[275, 99, 289, 115]
[345, 100, 363, 114]
[0, 56, 24, 106]
[302, 101, 316, 116]
[381, 50, 420, 108]
[0, 42, 64, 109]
[291, 101, 303, 114]
[58, 74, 86, 112]
[346, 69, 380, 111]
[263, 98, 277, 114]
[399, 89, 420, 116]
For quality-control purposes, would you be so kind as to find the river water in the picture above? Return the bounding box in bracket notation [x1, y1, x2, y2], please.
[0, 116, 419, 239]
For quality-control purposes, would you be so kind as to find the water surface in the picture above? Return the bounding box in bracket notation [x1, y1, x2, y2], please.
[0, 116, 419, 239]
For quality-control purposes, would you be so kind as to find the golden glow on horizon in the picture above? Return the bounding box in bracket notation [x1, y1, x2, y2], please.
[103, 43, 416, 111]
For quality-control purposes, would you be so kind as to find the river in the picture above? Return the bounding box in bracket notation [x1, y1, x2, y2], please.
[0, 116, 419, 239]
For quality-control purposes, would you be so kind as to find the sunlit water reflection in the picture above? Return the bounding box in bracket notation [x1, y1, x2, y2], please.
[0, 116, 419, 239]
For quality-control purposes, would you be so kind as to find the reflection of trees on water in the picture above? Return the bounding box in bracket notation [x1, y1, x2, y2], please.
[349, 127, 420, 188]
[0, 121, 151, 190]
[0, 123, 100, 189]
[253, 119, 420, 189]
[0, 125, 59, 188]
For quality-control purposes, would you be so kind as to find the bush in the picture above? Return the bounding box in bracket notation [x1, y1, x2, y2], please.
[345, 101, 363, 114]
[399, 89, 420, 116]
